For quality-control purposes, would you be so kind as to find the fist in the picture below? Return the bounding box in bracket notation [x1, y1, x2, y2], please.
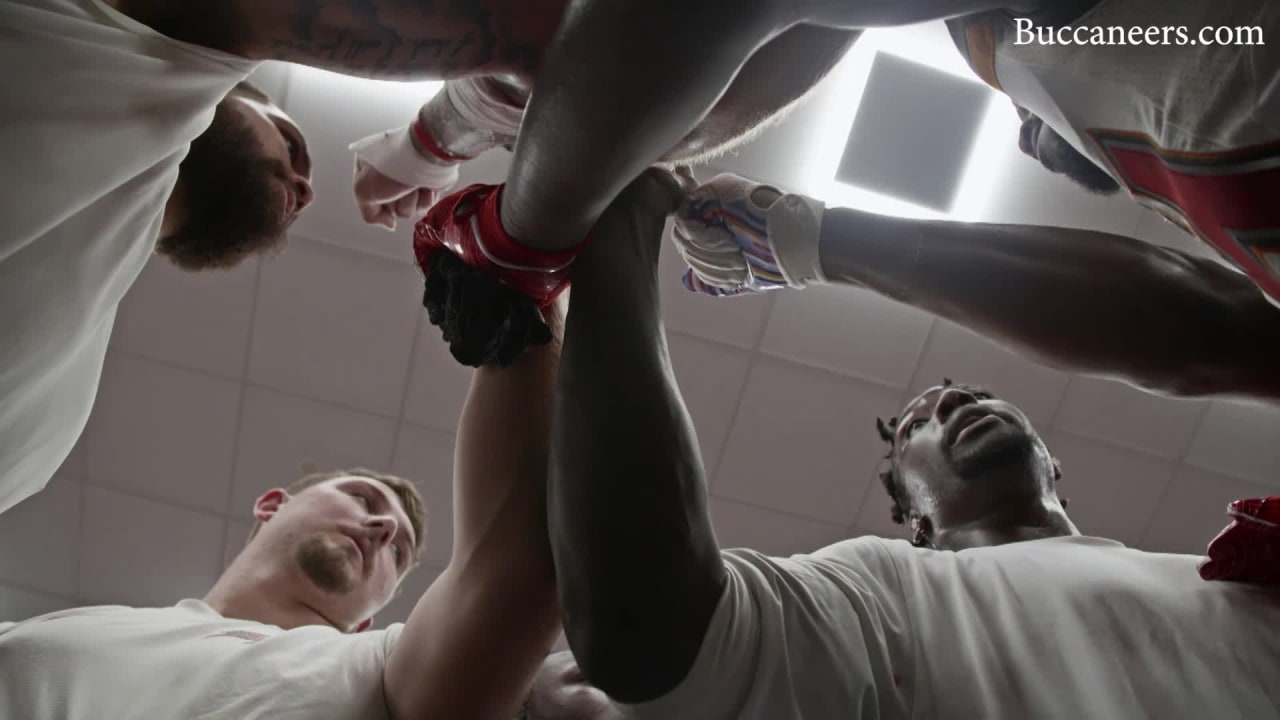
[353, 158, 445, 231]
[672, 172, 825, 296]
[673, 172, 788, 295]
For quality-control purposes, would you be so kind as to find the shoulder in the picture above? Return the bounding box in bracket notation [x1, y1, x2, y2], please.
[719, 535, 912, 599]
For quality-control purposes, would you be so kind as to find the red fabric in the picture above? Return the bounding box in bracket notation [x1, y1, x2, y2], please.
[1198, 496, 1280, 586]
[410, 118, 469, 164]
[412, 183, 581, 306]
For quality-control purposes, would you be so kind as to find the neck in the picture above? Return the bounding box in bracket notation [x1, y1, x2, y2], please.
[204, 552, 341, 631]
[932, 497, 1078, 551]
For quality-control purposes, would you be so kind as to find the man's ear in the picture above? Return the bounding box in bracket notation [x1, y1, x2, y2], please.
[252, 488, 291, 524]
[354, 618, 373, 633]
[909, 513, 934, 548]
[1052, 457, 1063, 482]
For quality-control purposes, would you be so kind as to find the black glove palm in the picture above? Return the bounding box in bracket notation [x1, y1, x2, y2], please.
[421, 251, 553, 368]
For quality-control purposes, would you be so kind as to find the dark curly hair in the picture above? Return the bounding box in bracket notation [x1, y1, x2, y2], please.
[875, 380, 959, 528]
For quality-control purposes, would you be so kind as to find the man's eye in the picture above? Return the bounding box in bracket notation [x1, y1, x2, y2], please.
[972, 391, 994, 400]
[906, 419, 926, 437]
[392, 545, 402, 563]
[355, 494, 372, 510]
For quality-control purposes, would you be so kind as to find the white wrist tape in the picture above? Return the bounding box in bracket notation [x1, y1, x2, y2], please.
[768, 193, 827, 286]
[444, 77, 525, 137]
[348, 126, 460, 190]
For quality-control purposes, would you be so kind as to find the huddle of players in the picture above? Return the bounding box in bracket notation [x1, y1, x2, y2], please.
[1, 0, 1278, 718]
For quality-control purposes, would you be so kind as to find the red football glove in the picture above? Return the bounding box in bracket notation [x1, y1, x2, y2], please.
[412, 183, 580, 307]
[1198, 496, 1280, 587]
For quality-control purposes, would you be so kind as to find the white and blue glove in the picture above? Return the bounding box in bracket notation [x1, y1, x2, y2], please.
[673, 172, 826, 296]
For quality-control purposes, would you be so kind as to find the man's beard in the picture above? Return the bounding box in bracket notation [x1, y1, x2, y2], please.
[950, 424, 1034, 479]
[296, 535, 359, 595]
[157, 101, 292, 271]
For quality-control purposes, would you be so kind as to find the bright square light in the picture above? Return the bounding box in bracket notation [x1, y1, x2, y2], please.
[800, 24, 1020, 222]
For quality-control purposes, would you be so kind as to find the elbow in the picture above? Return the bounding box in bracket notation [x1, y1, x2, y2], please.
[558, 557, 727, 704]
[565, 605, 705, 705]
[1115, 250, 1280, 400]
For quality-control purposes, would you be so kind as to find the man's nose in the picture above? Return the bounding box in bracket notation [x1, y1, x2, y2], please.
[366, 514, 398, 548]
[933, 388, 977, 424]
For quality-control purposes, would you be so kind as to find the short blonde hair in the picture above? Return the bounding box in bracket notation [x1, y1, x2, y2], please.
[247, 468, 427, 564]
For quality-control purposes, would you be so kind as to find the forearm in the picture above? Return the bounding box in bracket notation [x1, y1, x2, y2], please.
[235, 1, 560, 78]
[416, 75, 530, 159]
[501, 0, 786, 249]
[384, 311, 562, 720]
[821, 209, 1280, 399]
[551, 230, 725, 703]
[450, 306, 561, 589]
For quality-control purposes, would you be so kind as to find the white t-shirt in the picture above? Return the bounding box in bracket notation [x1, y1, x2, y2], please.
[0, 599, 404, 719]
[625, 535, 1280, 719]
[0, 0, 256, 512]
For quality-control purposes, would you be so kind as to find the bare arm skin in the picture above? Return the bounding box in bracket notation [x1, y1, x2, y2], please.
[549, 172, 726, 704]
[114, 0, 561, 78]
[821, 208, 1280, 400]
[382, 302, 563, 720]
[418, 23, 860, 163]
[498, 0, 1016, 250]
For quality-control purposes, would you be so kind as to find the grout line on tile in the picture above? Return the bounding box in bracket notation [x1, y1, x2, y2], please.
[1043, 374, 1075, 429]
[902, 318, 939, 394]
[1134, 400, 1214, 546]
[0, 578, 77, 605]
[704, 294, 776, 490]
[709, 491, 849, 532]
[80, 480, 231, 524]
[73, 466, 88, 603]
[215, 258, 265, 577]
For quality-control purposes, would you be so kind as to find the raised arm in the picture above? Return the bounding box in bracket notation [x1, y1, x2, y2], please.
[549, 170, 726, 704]
[235, 1, 561, 78]
[821, 209, 1280, 399]
[675, 174, 1280, 401]
[498, 0, 1013, 249]
[382, 295, 563, 720]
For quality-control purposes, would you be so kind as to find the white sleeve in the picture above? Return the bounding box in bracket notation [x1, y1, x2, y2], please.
[619, 539, 915, 720]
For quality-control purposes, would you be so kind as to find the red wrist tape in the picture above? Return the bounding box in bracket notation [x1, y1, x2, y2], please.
[473, 186, 581, 271]
[413, 183, 586, 306]
[410, 118, 470, 164]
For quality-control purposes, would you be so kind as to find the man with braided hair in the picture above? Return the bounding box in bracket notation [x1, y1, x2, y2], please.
[872, 378, 1074, 549]
[540, 168, 1279, 718]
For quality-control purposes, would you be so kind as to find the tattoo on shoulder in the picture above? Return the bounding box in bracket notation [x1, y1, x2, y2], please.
[265, 0, 539, 79]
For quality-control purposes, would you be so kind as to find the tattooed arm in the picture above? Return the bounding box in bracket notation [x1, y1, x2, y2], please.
[113, 0, 559, 78]
[245, 0, 561, 78]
